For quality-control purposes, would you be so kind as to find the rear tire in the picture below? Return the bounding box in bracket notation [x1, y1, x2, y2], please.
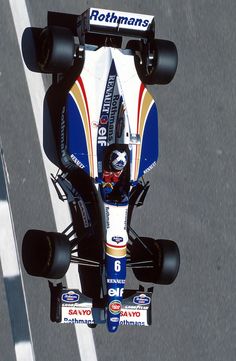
[129, 39, 178, 85]
[131, 237, 180, 284]
[38, 26, 75, 73]
[22, 230, 71, 279]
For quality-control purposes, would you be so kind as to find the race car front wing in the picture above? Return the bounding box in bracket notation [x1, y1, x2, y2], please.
[49, 282, 153, 327]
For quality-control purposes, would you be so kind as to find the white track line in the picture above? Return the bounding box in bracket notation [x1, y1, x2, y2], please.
[0, 148, 35, 361]
[8, 1, 98, 360]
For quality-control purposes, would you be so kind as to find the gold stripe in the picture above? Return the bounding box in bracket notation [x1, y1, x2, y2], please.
[105, 245, 127, 257]
[139, 90, 153, 136]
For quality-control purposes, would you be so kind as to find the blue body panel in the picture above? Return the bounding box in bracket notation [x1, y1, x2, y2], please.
[106, 254, 126, 332]
[66, 94, 91, 175]
[137, 102, 158, 180]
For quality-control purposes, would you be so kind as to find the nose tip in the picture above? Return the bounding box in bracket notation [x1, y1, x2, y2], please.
[107, 322, 119, 333]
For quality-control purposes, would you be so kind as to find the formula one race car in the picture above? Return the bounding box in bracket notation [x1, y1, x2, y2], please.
[22, 8, 180, 333]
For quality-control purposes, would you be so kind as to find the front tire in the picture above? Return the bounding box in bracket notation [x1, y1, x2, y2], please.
[22, 230, 71, 279]
[131, 237, 180, 284]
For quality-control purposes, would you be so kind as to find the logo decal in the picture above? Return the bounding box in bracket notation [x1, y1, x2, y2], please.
[107, 279, 125, 284]
[109, 300, 121, 315]
[108, 288, 124, 297]
[70, 154, 85, 169]
[100, 115, 109, 125]
[108, 94, 120, 143]
[110, 317, 119, 322]
[133, 294, 151, 305]
[105, 207, 110, 228]
[62, 291, 80, 303]
[68, 309, 91, 315]
[97, 61, 117, 175]
[112, 236, 123, 244]
[120, 310, 141, 317]
[89, 8, 152, 30]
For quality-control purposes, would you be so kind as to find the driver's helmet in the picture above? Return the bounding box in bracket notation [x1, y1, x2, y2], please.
[110, 150, 128, 171]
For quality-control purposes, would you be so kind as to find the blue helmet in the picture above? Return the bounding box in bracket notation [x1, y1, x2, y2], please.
[110, 150, 128, 171]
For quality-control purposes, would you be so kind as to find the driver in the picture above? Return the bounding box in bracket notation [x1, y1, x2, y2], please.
[101, 149, 128, 197]
[103, 149, 128, 184]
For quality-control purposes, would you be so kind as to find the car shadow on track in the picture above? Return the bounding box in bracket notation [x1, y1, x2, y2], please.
[45, 71, 104, 303]
[22, 27, 104, 304]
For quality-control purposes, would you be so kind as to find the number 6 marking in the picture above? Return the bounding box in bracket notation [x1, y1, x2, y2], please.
[114, 260, 121, 272]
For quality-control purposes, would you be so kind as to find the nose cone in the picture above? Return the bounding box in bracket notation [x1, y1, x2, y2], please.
[107, 298, 122, 332]
[107, 321, 119, 333]
[107, 306, 121, 332]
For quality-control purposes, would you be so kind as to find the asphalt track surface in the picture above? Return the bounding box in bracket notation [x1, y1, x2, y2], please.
[0, 1, 236, 361]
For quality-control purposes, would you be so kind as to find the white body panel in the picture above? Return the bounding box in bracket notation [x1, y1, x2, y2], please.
[79, 47, 143, 180]
[104, 203, 129, 247]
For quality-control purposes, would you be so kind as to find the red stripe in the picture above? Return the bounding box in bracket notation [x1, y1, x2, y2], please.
[135, 83, 145, 179]
[136, 83, 145, 133]
[106, 243, 126, 249]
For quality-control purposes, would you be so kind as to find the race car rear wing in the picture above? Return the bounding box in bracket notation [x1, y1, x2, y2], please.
[49, 283, 153, 327]
[47, 8, 155, 43]
[83, 8, 155, 38]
